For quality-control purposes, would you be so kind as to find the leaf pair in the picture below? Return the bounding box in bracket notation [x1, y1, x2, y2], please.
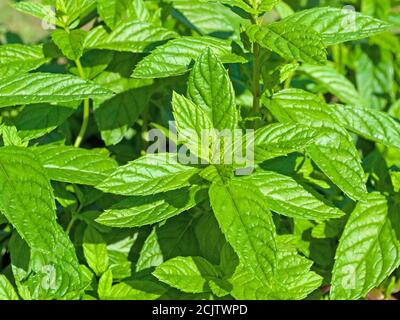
[246, 7, 390, 65]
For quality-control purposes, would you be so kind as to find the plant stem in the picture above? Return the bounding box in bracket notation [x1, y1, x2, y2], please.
[66, 214, 78, 235]
[252, 42, 261, 115]
[66, 200, 83, 235]
[74, 58, 89, 148]
[251, 15, 262, 128]
[284, 72, 294, 89]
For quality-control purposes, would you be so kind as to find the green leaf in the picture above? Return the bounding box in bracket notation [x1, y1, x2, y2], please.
[96, 186, 207, 228]
[128, 0, 151, 22]
[94, 86, 153, 146]
[195, 211, 227, 266]
[300, 64, 363, 106]
[329, 104, 400, 149]
[12, 1, 61, 26]
[69, 51, 114, 80]
[306, 127, 367, 201]
[0, 147, 83, 299]
[172, 92, 213, 159]
[206, 0, 256, 14]
[97, 153, 200, 196]
[362, 0, 391, 19]
[136, 214, 200, 271]
[282, 7, 390, 45]
[240, 171, 344, 221]
[0, 275, 19, 300]
[188, 48, 238, 130]
[209, 181, 277, 286]
[55, 0, 97, 26]
[254, 122, 319, 161]
[0, 73, 113, 108]
[31, 145, 118, 186]
[266, 89, 367, 200]
[105, 280, 166, 300]
[258, 0, 280, 12]
[97, 0, 135, 30]
[172, 0, 245, 39]
[52, 29, 87, 61]
[247, 22, 327, 65]
[231, 236, 322, 300]
[331, 193, 400, 300]
[84, 22, 178, 53]
[132, 36, 245, 78]
[0, 44, 50, 78]
[98, 269, 113, 300]
[14, 103, 76, 141]
[153, 256, 220, 293]
[0, 125, 25, 147]
[265, 88, 334, 124]
[354, 45, 394, 110]
[83, 226, 109, 276]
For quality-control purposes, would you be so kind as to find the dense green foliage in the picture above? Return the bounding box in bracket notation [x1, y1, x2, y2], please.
[0, 0, 400, 300]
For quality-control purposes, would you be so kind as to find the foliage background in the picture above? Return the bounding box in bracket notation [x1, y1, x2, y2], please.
[0, 0, 400, 300]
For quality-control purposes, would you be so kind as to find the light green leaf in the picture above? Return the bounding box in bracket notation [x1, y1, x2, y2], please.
[266, 89, 367, 200]
[275, 1, 294, 18]
[354, 45, 394, 110]
[84, 22, 178, 53]
[31, 145, 118, 186]
[306, 127, 367, 201]
[240, 171, 344, 221]
[300, 64, 363, 106]
[96, 186, 207, 228]
[98, 269, 113, 300]
[331, 193, 400, 300]
[254, 122, 319, 160]
[52, 29, 87, 61]
[54, 0, 97, 26]
[83, 226, 109, 276]
[0, 275, 19, 300]
[132, 36, 245, 78]
[0, 73, 113, 108]
[0, 125, 25, 147]
[105, 280, 166, 300]
[329, 104, 400, 149]
[247, 22, 327, 65]
[188, 48, 238, 130]
[172, 92, 214, 159]
[258, 0, 280, 12]
[206, 0, 256, 14]
[0, 147, 83, 299]
[12, 1, 61, 26]
[97, 0, 135, 30]
[0, 44, 50, 78]
[209, 181, 277, 286]
[231, 236, 322, 300]
[265, 88, 334, 124]
[97, 153, 200, 196]
[282, 7, 390, 45]
[153, 256, 220, 293]
[128, 0, 151, 22]
[172, 0, 245, 39]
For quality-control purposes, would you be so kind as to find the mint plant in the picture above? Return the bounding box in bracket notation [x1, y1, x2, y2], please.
[0, 0, 400, 300]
